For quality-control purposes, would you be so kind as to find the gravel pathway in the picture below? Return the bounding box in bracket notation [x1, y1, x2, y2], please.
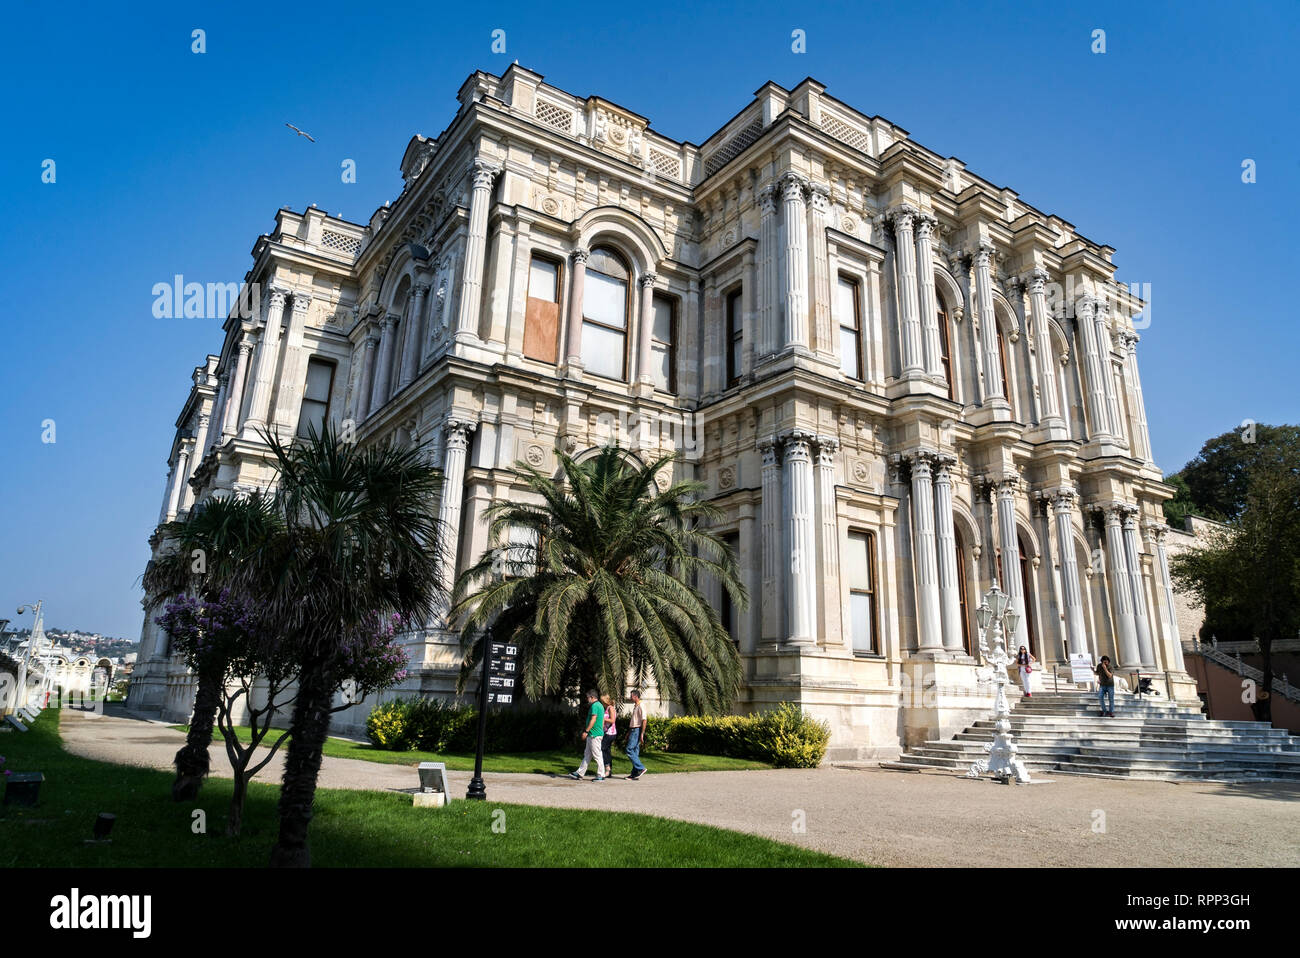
[58, 707, 1300, 867]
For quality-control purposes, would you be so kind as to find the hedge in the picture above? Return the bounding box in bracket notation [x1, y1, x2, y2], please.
[365, 699, 829, 768]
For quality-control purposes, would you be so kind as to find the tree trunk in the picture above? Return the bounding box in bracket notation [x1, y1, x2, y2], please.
[228, 770, 248, 838]
[173, 662, 224, 801]
[270, 655, 332, 868]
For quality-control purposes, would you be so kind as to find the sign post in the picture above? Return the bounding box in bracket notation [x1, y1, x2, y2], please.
[465, 629, 519, 801]
[1069, 652, 1095, 686]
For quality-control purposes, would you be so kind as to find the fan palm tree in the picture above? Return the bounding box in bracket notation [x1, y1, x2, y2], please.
[453, 445, 746, 713]
[142, 493, 283, 800]
[248, 425, 445, 868]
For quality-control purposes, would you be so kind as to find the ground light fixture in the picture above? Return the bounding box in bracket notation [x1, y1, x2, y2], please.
[965, 580, 1032, 785]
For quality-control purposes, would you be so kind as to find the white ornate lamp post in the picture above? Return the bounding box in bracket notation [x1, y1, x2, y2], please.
[966, 581, 1032, 784]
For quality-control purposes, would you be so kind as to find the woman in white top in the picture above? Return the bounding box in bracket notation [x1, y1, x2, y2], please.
[1016, 645, 1036, 697]
[600, 693, 616, 777]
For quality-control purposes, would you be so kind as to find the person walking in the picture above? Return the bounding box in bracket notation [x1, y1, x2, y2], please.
[1016, 645, 1037, 697]
[1095, 655, 1115, 717]
[626, 689, 647, 780]
[600, 693, 616, 777]
[568, 689, 605, 781]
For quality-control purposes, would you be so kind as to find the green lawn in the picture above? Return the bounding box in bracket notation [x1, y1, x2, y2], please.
[170, 724, 772, 774]
[3, 712, 857, 868]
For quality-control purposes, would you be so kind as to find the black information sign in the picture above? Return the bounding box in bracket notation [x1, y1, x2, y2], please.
[486, 640, 518, 706]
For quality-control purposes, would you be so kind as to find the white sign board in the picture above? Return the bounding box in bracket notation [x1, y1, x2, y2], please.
[1069, 653, 1095, 685]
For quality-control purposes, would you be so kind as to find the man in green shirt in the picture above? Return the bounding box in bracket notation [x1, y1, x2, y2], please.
[568, 689, 605, 781]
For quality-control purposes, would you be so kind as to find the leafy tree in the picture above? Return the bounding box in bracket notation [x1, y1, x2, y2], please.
[1160, 472, 1197, 528]
[453, 446, 746, 713]
[246, 426, 444, 868]
[143, 493, 284, 800]
[1175, 423, 1300, 521]
[1172, 450, 1300, 723]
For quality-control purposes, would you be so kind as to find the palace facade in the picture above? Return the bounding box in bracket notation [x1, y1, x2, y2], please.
[128, 67, 1194, 758]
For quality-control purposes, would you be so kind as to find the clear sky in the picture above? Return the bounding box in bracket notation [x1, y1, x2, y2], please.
[1, 1, 1295, 639]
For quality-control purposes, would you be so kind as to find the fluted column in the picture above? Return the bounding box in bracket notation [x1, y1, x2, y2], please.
[757, 184, 778, 359]
[995, 477, 1029, 650]
[1026, 269, 1061, 424]
[915, 213, 944, 378]
[932, 456, 963, 652]
[1122, 509, 1156, 667]
[973, 243, 1004, 401]
[563, 247, 589, 369]
[1122, 332, 1153, 461]
[758, 438, 784, 643]
[158, 465, 177, 525]
[1076, 296, 1112, 440]
[435, 419, 476, 624]
[779, 173, 810, 351]
[400, 283, 430, 388]
[635, 273, 658, 386]
[1050, 487, 1088, 656]
[222, 333, 253, 438]
[455, 159, 502, 341]
[1097, 301, 1126, 446]
[891, 206, 924, 376]
[1099, 504, 1140, 667]
[369, 314, 399, 413]
[814, 437, 842, 646]
[808, 183, 834, 359]
[243, 286, 289, 434]
[205, 374, 228, 458]
[167, 442, 192, 519]
[908, 454, 943, 651]
[1150, 524, 1185, 671]
[783, 431, 817, 644]
[190, 414, 211, 480]
[274, 293, 312, 430]
[354, 326, 379, 421]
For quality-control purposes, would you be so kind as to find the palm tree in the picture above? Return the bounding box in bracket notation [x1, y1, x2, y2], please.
[142, 493, 283, 800]
[453, 446, 746, 713]
[248, 426, 445, 868]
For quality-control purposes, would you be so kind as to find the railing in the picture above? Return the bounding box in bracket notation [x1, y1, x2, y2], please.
[1184, 637, 1300, 703]
[1194, 636, 1300, 654]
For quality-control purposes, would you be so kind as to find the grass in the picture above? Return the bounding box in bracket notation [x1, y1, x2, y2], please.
[3, 711, 857, 868]
[170, 724, 772, 775]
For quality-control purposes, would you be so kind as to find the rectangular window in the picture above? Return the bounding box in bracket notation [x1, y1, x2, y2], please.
[296, 359, 334, 439]
[725, 288, 743, 386]
[582, 269, 627, 380]
[651, 294, 677, 393]
[846, 530, 878, 654]
[938, 304, 954, 400]
[837, 275, 863, 380]
[523, 255, 561, 364]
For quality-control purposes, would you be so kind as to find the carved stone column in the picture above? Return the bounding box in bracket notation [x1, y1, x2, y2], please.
[759, 437, 784, 644]
[1099, 504, 1140, 667]
[1026, 269, 1062, 424]
[190, 413, 211, 479]
[168, 442, 193, 518]
[369, 314, 400, 414]
[563, 247, 589, 371]
[932, 455, 964, 652]
[909, 454, 943, 652]
[222, 332, 254, 438]
[973, 243, 1004, 401]
[274, 293, 312, 430]
[435, 419, 476, 625]
[915, 213, 944, 379]
[454, 159, 502, 342]
[400, 283, 430, 388]
[891, 206, 924, 376]
[779, 172, 810, 351]
[995, 477, 1029, 650]
[1097, 301, 1126, 446]
[1149, 523, 1185, 671]
[205, 374, 228, 457]
[243, 285, 289, 434]
[814, 437, 842, 646]
[808, 183, 834, 359]
[1076, 295, 1113, 441]
[1122, 508, 1156, 667]
[635, 273, 657, 387]
[757, 184, 778, 359]
[353, 325, 379, 421]
[1122, 331, 1153, 462]
[158, 464, 177, 525]
[782, 431, 817, 644]
[1050, 487, 1088, 656]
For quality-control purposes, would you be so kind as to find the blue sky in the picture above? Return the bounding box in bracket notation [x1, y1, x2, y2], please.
[1, 1, 1295, 639]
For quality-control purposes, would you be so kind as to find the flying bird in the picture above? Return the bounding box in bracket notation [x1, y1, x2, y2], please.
[285, 123, 315, 142]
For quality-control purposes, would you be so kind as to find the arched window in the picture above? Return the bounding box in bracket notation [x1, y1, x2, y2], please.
[954, 527, 972, 654]
[582, 246, 629, 380]
[1018, 535, 1037, 658]
[996, 322, 1011, 404]
[937, 300, 954, 400]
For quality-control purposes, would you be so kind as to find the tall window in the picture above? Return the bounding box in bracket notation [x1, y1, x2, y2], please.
[651, 293, 677, 393]
[524, 254, 561, 364]
[725, 288, 743, 386]
[938, 302, 954, 400]
[846, 530, 879, 654]
[996, 323, 1011, 399]
[582, 247, 629, 380]
[837, 275, 863, 380]
[1018, 535, 1037, 658]
[955, 527, 972, 654]
[720, 532, 739, 645]
[297, 359, 334, 439]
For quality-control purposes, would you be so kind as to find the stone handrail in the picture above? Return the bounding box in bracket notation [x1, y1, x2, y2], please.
[1184, 638, 1300, 703]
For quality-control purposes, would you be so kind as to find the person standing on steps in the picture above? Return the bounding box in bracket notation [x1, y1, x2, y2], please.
[1016, 645, 1037, 697]
[1095, 655, 1115, 717]
[626, 689, 647, 780]
[568, 689, 605, 781]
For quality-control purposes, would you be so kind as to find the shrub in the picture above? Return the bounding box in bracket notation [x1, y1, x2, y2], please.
[750, 702, 830, 768]
[365, 699, 416, 751]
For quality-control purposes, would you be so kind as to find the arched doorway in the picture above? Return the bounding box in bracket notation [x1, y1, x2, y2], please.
[954, 527, 973, 655]
[1018, 534, 1038, 658]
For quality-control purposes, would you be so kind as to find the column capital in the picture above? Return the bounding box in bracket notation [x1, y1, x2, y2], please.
[887, 203, 919, 231]
[264, 285, 290, 310]
[757, 183, 778, 214]
[913, 212, 937, 238]
[291, 292, 312, 312]
[1076, 294, 1098, 319]
[469, 158, 503, 190]
[930, 453, 957, 479]
[383, 312, 401, 329]
[808, 182, 832, 212]
[570, 246, 590, 265]
[413, 282, 431, 297]
[779, 429, 816, 457]
[1040, 484, 1078, 510]
[778, 171, 810, 203]
[757, 435, 782, 466]
[1023, 267, 1050, 292]
[814, 436, 839, 465]
[638, 272, 658, 289]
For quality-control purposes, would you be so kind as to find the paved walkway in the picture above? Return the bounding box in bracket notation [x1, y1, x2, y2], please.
[60, 707, 1300, 867]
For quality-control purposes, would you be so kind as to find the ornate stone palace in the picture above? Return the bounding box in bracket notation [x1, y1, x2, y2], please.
[128, 67, 1194, 757]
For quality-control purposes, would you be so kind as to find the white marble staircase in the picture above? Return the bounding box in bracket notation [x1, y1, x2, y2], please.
[880, 691, 1300, 782]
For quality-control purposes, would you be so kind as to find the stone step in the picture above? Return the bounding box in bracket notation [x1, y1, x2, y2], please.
[954, 728, 1294, 745]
